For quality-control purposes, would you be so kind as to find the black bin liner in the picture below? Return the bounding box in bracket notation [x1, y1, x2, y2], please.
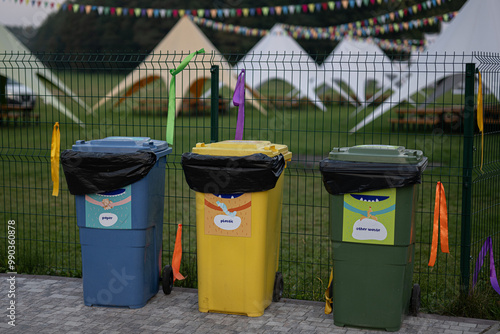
[319, 158, 428, 195]
[61, 150, 157, 195]
[181, 152, 285, 194]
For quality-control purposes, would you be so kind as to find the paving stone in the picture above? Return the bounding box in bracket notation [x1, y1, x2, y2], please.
[0, 273, 499, 334]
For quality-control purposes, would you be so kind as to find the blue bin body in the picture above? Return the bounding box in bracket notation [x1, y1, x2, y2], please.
[72, 137, 171, 308]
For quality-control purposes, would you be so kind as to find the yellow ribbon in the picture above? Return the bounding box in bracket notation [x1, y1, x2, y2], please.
[477, 71, 484, 173]
[324, 268, 333, 314]
[50, 122, 60, 197]
[428, 182, 449, 267]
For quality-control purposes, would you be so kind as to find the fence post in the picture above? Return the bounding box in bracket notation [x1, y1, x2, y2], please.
[460, 63, 475, 296]
[210, 65, 219, 143]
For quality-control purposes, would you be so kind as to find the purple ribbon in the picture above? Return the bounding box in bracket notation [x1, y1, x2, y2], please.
[233, 69, 245, 141]
[472, 237, 500, 295]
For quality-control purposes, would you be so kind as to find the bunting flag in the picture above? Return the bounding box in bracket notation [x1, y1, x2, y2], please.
[192, 16, 429, 53]
[233, 69, 245, 141]
[166, 48, 205, 145]
[472, 237, 500, 295]
[50, 122, 60, 197]
[477, 71, 484, 172]
[20, 0, 452, 21]
[428, 181, 449, 267]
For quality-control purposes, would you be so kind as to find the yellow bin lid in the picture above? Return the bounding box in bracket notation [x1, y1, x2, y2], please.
[192, 140, 292, 161]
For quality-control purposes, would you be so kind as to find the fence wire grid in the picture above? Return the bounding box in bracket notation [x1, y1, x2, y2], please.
[0, 51, 499, 315]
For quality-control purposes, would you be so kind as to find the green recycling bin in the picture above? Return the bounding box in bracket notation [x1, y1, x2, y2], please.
[319, 145, 427, 332]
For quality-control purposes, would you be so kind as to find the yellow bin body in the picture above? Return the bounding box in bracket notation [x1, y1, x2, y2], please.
[192, 140, 291, 317]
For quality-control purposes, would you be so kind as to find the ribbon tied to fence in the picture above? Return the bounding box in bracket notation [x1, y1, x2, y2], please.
[472, 236, 500, 295]
[477, 71, 484, 173]
[166, 48, 205, 145]
[324, 268, 333, 314]
[428, 181, 449, 267]
[50, 122, 60, 197]
[172, 223, 185, 282]
[233, 69, 246, 140]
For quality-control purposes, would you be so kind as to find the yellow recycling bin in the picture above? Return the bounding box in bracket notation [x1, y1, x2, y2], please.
[181, 140, 292, 317]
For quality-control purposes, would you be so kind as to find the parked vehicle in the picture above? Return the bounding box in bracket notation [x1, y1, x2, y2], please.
[5, 78, 36, 110]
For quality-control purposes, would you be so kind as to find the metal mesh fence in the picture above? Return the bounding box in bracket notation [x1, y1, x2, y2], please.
[0, 51, 499, 313]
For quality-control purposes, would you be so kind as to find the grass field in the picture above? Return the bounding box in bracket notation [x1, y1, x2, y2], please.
[1, 69, 499, 319]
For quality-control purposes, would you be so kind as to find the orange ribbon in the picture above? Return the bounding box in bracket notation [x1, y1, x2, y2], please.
[477, 71, 484, 173]
[428, 182, 449, 267]
[172, 223, 185, 282]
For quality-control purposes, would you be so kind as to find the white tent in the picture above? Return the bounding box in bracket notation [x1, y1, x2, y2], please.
[351, 0, 500, 133]
[236, 24, 327, 111]
[0, 25, 87, 127]
[320, 38, 396, 105]
[92, 16, 265, 115]
[424, 21, 451, 48]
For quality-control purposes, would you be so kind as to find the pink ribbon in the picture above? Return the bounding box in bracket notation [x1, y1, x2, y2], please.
[233, 69, 245, 140]
[472, 237, 500, 295]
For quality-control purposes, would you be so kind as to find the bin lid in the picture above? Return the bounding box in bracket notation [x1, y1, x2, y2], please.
[328, 145, 424, 164]
[192, 140, 292, 161]
[71, 136, 171, 156]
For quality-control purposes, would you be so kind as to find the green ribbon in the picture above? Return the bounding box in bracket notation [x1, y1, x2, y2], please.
[166, 48, 205, 145]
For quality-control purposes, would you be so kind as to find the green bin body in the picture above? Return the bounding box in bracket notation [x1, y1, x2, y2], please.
[320, 145, 427, 332]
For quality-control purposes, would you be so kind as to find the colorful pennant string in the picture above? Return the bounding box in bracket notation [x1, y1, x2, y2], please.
[50, 122, 60, 197]
[472, 237, 500, 295]
[428, 181, 449, 267]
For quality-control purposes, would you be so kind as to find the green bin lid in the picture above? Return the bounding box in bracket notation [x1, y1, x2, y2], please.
[328, 145, 424, 164]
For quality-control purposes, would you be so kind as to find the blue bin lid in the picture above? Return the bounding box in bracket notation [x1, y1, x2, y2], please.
[71, 136, 172, 157]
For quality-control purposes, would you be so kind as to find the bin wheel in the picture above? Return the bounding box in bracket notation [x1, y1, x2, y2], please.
[162, 265, 174, 295]
[273, 272, 284, 302]
[409, 284, 421, 316]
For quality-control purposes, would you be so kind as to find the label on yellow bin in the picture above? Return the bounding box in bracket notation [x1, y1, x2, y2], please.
[342, 188, 396, 245]
[204, 193, 252, 237]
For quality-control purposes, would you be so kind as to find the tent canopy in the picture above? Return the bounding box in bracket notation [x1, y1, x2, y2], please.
[321, 38, 396, 104]
[92, 16, 265, 115]
[236, 24, 327, 111]
[350, 0, 500, 133]
[0, 25, 87, 127]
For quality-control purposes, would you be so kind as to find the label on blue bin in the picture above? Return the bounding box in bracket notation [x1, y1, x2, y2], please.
[342, 188, 396, 245]
[85, 185, 132, 229]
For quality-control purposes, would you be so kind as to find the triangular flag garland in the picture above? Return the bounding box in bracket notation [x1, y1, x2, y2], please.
[233, 69, 245, 141]
[166, 48, 205, 145]
[44, 0, 452, 20]
[472, 237, 500, 295]
[50, 122, 60, 197]
[428, 181, 449, 267]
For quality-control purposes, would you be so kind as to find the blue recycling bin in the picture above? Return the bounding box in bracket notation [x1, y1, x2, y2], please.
[65, 136, 171, 308]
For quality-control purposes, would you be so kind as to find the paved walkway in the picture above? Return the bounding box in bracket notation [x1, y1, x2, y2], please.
[1, 274, 498, 334]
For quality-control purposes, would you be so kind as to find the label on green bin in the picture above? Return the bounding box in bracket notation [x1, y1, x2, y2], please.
[342, 188, 396, 245]
[85, 185, 132, 229]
